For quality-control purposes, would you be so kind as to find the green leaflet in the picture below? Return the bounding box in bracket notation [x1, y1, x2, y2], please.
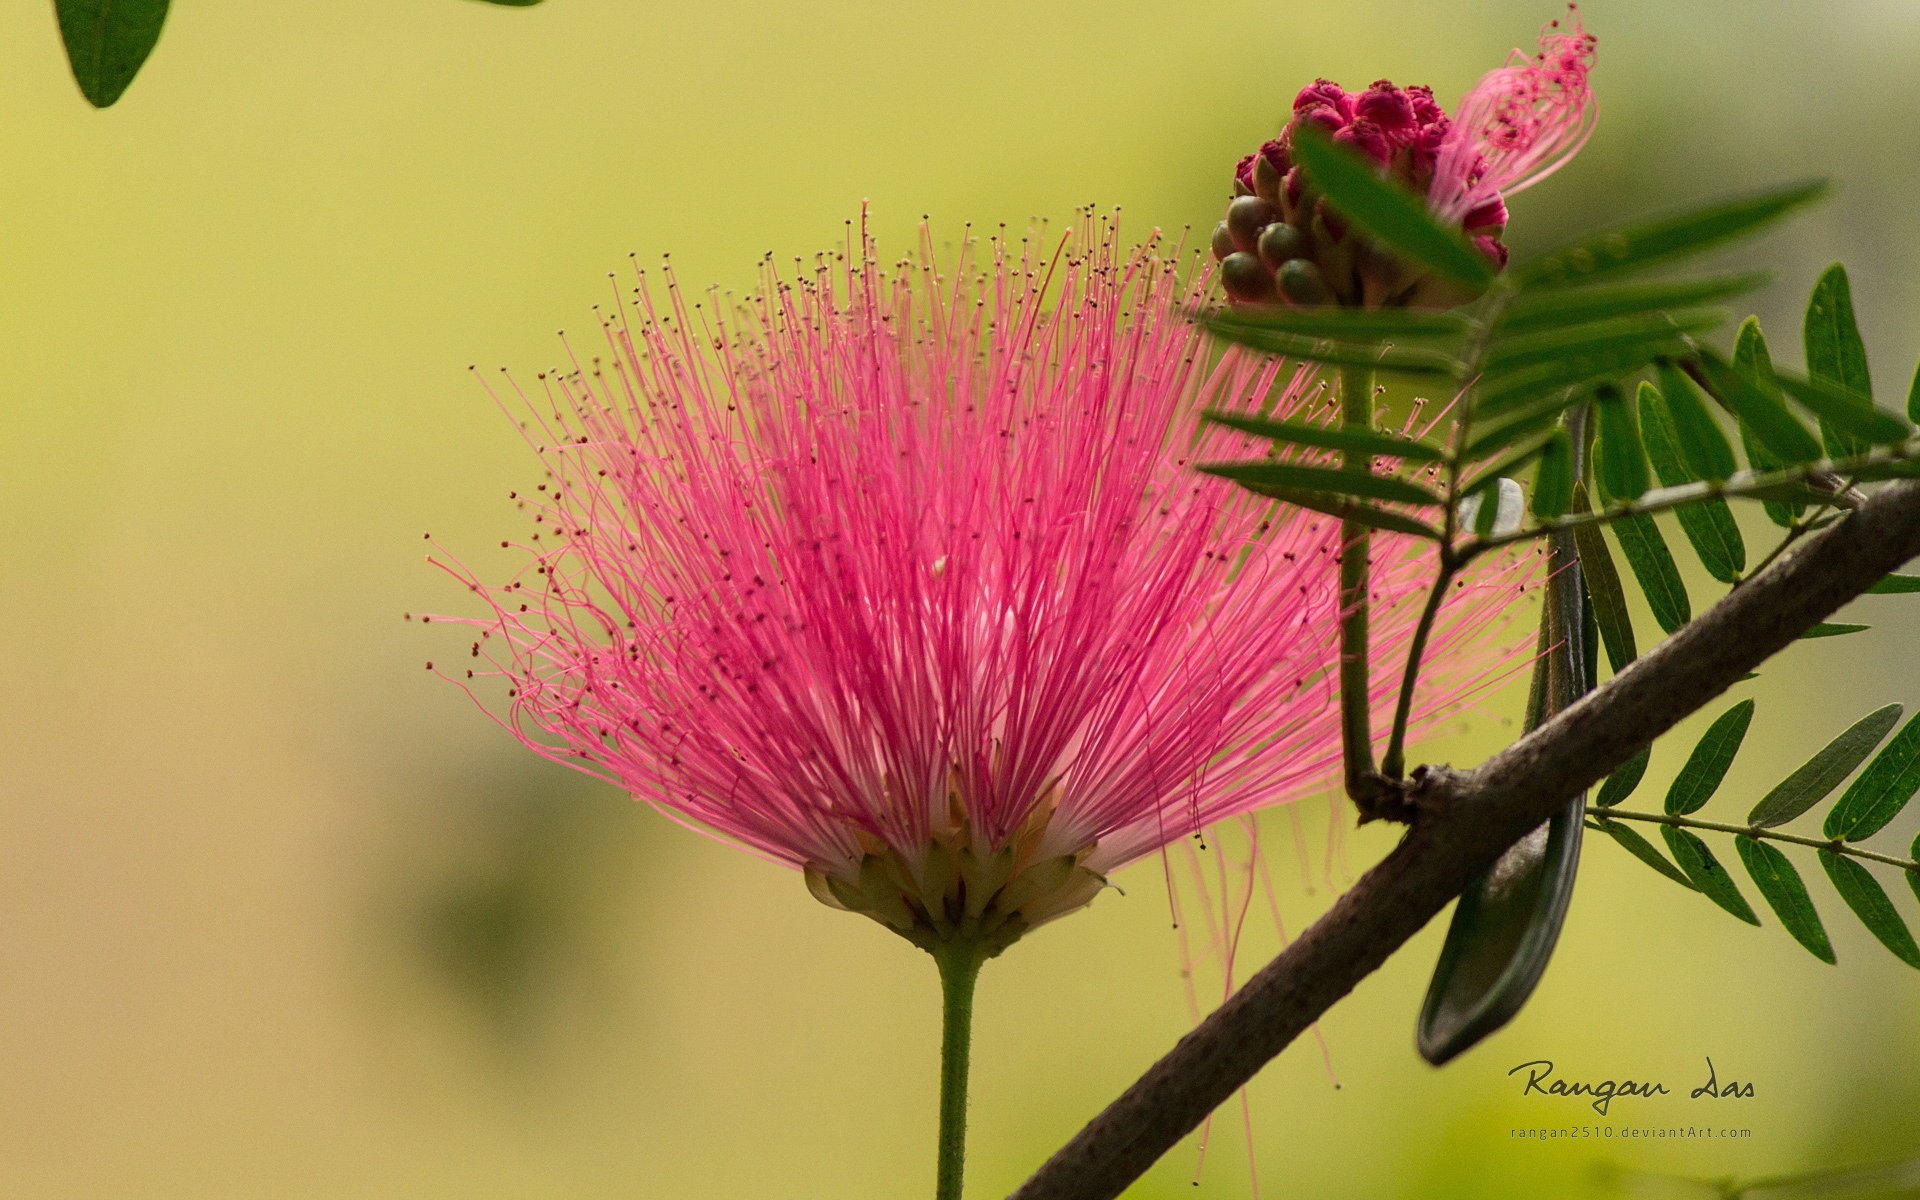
[1800, 623, 1870, 639]
[1202, 316, 1465, 377]
[1772, 370, 1911, 446]
[1596, 819, 1696, 890]
[1735, 838, 1835, 964]
[1733, 321, 1805, 526]
[1654, 362, 1739, 481]
[1515, 180, 1829, 288]
[1463, 392, 1586, 459]
[55, 0, 171, 107]
[1596, 744, 1651, 808]
[1910, 358, 1920, 423]
[1196, 461, 1439, 507]
[1202, 412, 1447, 462]
[1818, 851, 1920, 969]
[1196, 306, 1472, 343]
[1573, 505, 1636, 673]
[1698, 341, 1825, 465]
[1497, 273, 1770, 333]
[1825, 708, 1920, 841]
[1472, 345, 1678, 419]
[1480, 311, 1723, 376]
[1530, 430, 1576, 520]
[1594, 385, 1651, 502]
[1663, 825, 1761, 925]
[1289, 123, 1495, 294]
[1868, 574, 1920, 594]
[1665, 700, 1754, 815]
[1461, 431, 1558, 500]
[1804, 263, 1874, 459]
[1609, 513, 1691, 634]
[1749, 704, 1903, 828]
[1638, 381, 1745, 582]
[1224, 481, 1441, 538]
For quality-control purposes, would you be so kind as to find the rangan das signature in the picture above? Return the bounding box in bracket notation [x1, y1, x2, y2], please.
[1509, 1057, 1756, 1115]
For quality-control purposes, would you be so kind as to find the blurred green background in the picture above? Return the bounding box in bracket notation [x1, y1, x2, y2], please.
[5, 1, 1919, 1196]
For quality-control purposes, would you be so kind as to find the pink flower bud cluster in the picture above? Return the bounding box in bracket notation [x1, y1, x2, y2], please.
[1214, 7, 1595, 311]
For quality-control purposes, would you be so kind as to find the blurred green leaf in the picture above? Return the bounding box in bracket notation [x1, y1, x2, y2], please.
[1799, 622, 1870, 639]
[1197, 460, 1438, 506]
[1596, 745, 1651, 808]
[1474, 344, 1684, 419]
[1289, 123, 1495, 293]
[1530, 430, 1576, 520]
[1481, 312, 1722, 376]
[1735, 837, 1836, 964]
[1196, 306, 1471, 342]
[1202, 316, 1464, 377]
[1732, 321, 1806, 526]
[1804, 263, 1874, 458]
[1825, 709, 1920, 841]
[1594, 384, 1651, 502]
[1610, 513, 1691, 634]
[1419, 455, 1588, 1066]
[1596, 818, 1696, 889]
[1910, 359, 1920, 423]
[1665, 700, 1754, 815]
[1461, 431, 1555, 497]
[1463, 392, 1584, 458]
[1663, 826, 1761, 924]
[55, 0, 170, 108]
[1515, 180, 1829, 289]
[1639, 382, 1744, 581]
[1497, 273, 1769, 334]
[1202, 412, 1446, 462]
[1217, 480, 1440, 538]
[1867, 573, 1920, 594]
[1749, 704, 1903, 828]
[1819, 850, 1920, 968]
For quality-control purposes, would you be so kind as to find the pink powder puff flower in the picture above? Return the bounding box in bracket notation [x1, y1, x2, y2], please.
[428, 214, 1534, 960]
[1215, 5, 1595, 308]
[1428, 6, 1598, 226]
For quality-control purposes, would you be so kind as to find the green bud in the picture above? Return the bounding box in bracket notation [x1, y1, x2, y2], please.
[1256, 222, 1305, 270]
[1277, 258, 1333, 306]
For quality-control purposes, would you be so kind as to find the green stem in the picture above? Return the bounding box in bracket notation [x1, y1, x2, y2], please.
[1379, 557, 1455, 780]
[934, 942, 985, 1200]
[1456, 441, 1920, 558]
[1338, 363, 1377, 797]
[1591, 806, 1920, 872]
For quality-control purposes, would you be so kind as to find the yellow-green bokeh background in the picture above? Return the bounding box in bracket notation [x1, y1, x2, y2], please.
[5, 1, 1919, 1196]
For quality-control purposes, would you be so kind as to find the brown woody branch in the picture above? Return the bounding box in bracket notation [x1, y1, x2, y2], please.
[1009, 479, 1920, 1200]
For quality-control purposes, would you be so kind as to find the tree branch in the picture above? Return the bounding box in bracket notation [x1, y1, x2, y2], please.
[1008, 479, 1920, 1200]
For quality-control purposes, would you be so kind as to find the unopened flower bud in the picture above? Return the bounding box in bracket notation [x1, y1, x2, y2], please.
[1210, 221, 1236, 262]
[1276, 258, 1333, 306]
[1294, 78, 1353, 118]
[1355, 80, 1416, 132]
[1251, 141, 1288, 201]
[1221, 252, 1279, 304]
[1225, 194, 1278, 253]
[1256, 221, 1305, 269]
[1333, 117, 1393, 166]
